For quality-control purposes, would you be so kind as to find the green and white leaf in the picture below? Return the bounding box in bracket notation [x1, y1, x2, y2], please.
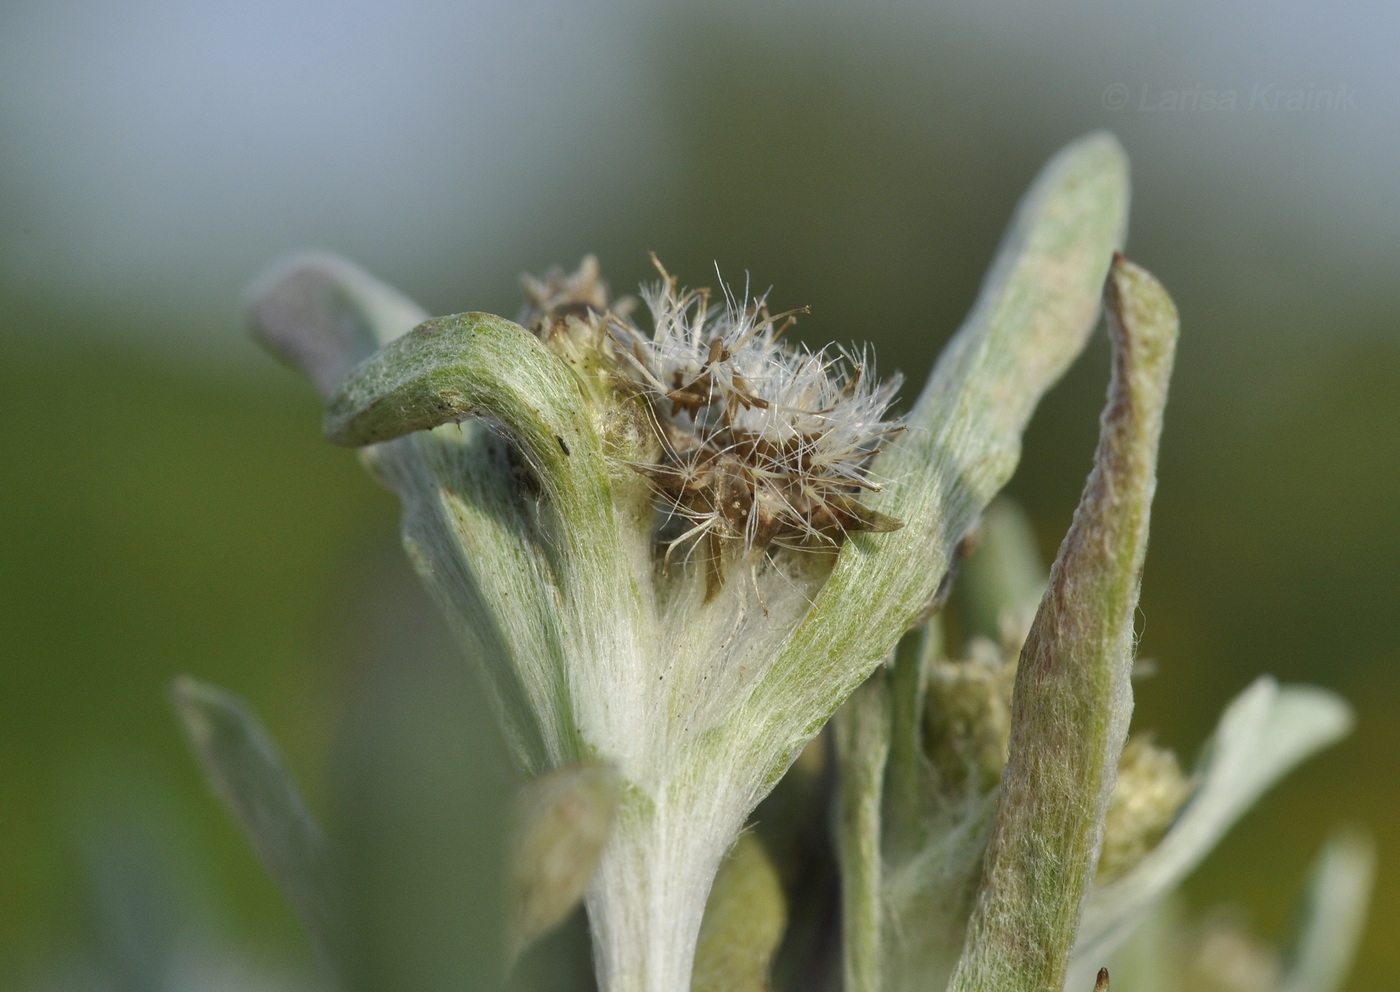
[948, 254, 1178, 992]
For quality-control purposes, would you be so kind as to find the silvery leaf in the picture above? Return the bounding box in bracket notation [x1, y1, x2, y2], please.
[1278, 828, 1375, 992]
[1069, 677, 1354, 984]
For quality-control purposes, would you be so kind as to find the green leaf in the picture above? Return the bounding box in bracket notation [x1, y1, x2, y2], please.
[511, 763, 622, 963]
[690, 833, 788, 992]
[742, 131, 1130, 764]
[246, 252, 427, 397]
[168, 675, 337, 960]
[882, 625, 939, 860]
[324, 311, 647, 773]
[955, 498, 1046, 642]
[948, 254, 1178, 992]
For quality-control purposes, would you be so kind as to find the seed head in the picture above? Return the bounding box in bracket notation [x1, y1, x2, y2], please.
[612, 257, 905, 597]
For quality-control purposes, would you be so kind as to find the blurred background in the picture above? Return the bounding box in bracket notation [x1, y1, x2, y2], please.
[2, 0, 1396, 988]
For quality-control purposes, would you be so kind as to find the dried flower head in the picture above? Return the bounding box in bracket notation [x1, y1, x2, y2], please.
[518, 254, 612, 333]
[609, 257, 905, 597]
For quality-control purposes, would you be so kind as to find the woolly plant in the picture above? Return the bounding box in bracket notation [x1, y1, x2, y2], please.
[172, 133, 1371, 992]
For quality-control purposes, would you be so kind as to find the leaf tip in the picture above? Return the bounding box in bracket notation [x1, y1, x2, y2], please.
[167, 673, 223, 747]
[247, 252, 426, 398]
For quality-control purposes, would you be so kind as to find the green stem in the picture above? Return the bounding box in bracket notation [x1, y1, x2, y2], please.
[834, 670, 892, 992]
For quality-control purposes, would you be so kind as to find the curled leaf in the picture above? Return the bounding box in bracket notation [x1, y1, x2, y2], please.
[949, 254, 1178, 992]
[247, 252, 426, 396]
[325, 308, 648, 775]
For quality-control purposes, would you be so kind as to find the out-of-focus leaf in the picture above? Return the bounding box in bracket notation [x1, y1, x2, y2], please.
[949, 255, 1178, 992]
[690, 833, 787, 992]
[1072, 678, 1354, 979]
[956, 498, 1046, 642]
[168, 675, 337, 961]
[511, 763, 622, 962]
[1096, 897, 1182, 992]
[247, 252, 427, 397]
[1278, 828, 1374, 992]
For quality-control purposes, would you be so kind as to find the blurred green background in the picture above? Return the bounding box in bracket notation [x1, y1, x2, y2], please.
[2, 0, 1396, 988]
